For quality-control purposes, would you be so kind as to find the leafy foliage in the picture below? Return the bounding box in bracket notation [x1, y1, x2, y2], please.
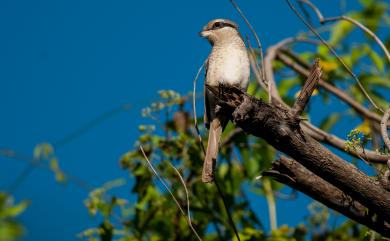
[80, 1, 390, 240]
[1, 0, 390, 240]
[0, 193, 29, 241]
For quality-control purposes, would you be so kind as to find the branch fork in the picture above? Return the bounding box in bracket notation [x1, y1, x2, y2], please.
[206, 83, 390, 237]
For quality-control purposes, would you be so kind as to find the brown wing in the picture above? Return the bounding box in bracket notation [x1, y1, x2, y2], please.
[204, 58, 211, 129]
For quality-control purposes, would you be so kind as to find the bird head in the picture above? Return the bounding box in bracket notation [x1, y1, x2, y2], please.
[199, 19, 240, 45]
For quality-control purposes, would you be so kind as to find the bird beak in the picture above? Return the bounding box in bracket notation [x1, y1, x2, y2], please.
[199, 30, 210, 38]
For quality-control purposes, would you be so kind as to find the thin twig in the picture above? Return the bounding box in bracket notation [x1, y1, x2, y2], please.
[7, 104, 131, 192]
[298, 0, 390, 67]
[297, 0, 313, 25]
[7, 165, 36, 193]
[0, 149, 93, 192]
[296, 0, 324, 20]
[285, 0, 384, 112]
[324, 16, 390, 69]
[248, 45, 267, 90]
[263, 178, 277, 231]
[381, 107, 390, 151]
[274, 189, 298, 200]
[168, 163, 203, 241]
[265, 38, 295, 103]
[246, 35, 266, 88]
[277, 50, 390, 127]
[264, 36, 318, 103]
[53, 104, 132, 148]
[193, 61, 207, 155]
[214, 178, 241, 241]
[303, 121, 389, 163]
[139, 146, 202, 241]
[229, 0, 266, 83]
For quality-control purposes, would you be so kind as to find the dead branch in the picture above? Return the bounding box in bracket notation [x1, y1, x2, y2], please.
[292, 58, 322, 117]
[246, 36, 267, 91]
[275, 51, 389, 163]
[263, 37, 321, 103]
[277, 49, 390, 127]
[248, 47, 267, 91]
[207, 84, 390, 224]
[381, 107, 390, 151]
[264, 156, 390, 236]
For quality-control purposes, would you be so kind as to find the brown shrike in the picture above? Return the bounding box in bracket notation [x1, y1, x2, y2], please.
[200, 19, 250, 183]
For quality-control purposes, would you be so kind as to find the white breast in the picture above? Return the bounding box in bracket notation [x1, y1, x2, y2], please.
[206, 45, 250, 88]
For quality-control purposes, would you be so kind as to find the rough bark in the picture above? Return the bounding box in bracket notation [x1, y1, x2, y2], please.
[208, 84, 390, 236]
[265, 156, 390, 236]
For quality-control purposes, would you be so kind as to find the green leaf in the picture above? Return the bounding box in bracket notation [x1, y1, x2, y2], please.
[102, 179, 126, 191]
[33, 143, 54, 160]
[0, 201, 29, 219]
[49, 158, 59, 171]
[317, 45, 329, 57]
[55, 171, 66, 183]
[0, 221, 25, 241]
[360, 0, 374, 7]
[350, 44, 369, 64]
[367, 49, 384, 72]
[247, 81, 259, 95]
[278, 77, 300, 97]
[361, 75, 390, 88]
[218, 163, 229, 178]
[329, 20, 354, 46]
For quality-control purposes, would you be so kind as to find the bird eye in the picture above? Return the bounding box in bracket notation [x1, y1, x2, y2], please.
[211, 21, 235, 30]
[212, 22, 223, 30]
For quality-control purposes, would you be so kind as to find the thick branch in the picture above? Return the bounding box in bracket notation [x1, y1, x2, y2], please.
[264, 156, 390, 236]
[303, 121, 388, 163]
[208, 85, 390, 222]
[276, 51, 389, 163]
[262, 40, 387, 162]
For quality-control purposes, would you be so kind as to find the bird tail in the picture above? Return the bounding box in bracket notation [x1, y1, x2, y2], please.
[202, 118, 223, 183]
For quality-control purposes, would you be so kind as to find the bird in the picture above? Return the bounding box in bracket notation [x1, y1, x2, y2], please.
[199, 19, 250, 183]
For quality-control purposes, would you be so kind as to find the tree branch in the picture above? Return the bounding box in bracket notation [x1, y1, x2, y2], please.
[207, 85, 390, 223]
[264, 156, 390, 237]
[275, 51, 389, 163]
[284, 0, 384, 113]
[278, 47, 388, 127]
[297, 0, 390, 67]
[381, 107, 390, 151]
[292, 58, 322, 117]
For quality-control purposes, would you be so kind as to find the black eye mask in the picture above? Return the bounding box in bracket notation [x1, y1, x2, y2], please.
[211, 21, 236, 30]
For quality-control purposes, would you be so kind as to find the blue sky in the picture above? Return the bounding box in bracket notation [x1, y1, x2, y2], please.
[0, 0, 367, 240]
